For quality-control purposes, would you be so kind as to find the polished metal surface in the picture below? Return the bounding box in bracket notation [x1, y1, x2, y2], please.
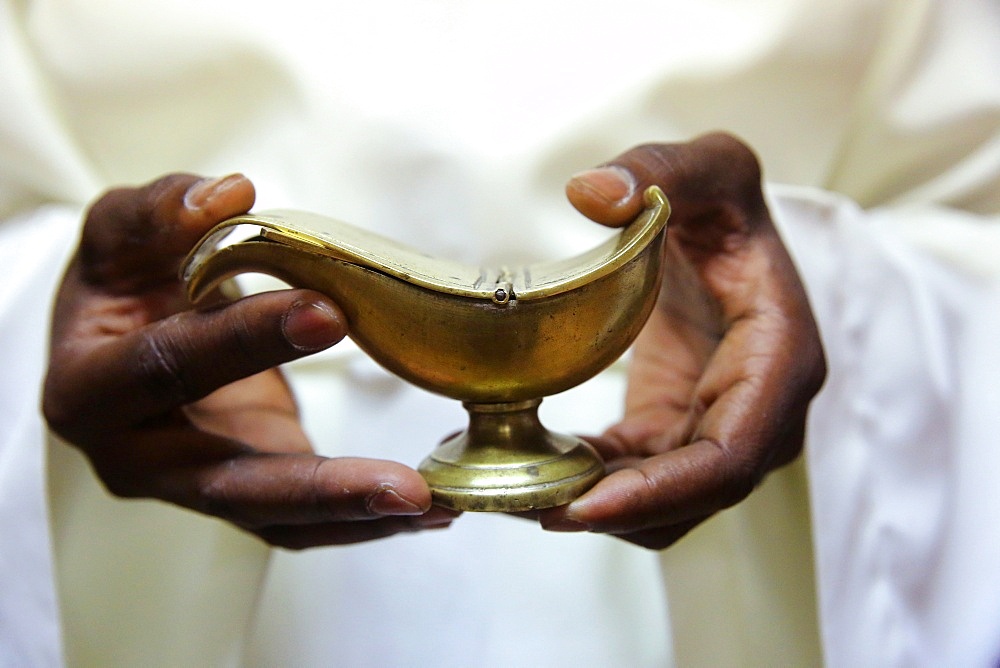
[183, 186, 670, 511]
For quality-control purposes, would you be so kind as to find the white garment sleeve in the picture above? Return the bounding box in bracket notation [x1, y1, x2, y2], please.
[786, 188, 1000, 667]
[0, 206, 78, 667]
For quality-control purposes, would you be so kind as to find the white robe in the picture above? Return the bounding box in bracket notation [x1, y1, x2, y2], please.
[1, 0, 998, 665]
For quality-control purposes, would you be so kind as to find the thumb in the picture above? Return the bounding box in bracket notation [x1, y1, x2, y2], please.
[80, 173, 256, 290]
[565, 132, 765, 229]
[565, 164, 641, 228]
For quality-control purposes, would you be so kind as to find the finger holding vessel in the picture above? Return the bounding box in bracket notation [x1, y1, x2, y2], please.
[183, 186, 670, 511]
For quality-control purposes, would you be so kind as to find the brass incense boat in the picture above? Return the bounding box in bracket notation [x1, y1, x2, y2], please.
[183, 186, 670, 511]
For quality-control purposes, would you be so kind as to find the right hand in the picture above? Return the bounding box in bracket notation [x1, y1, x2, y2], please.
[43, 173, 458, 549]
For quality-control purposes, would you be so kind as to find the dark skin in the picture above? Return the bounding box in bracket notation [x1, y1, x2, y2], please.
[43, 132, 825, 551]
[43, 173, 458, 549]
[539, 133, 826, 548]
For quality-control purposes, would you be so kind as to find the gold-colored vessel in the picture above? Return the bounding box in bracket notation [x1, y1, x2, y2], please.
[183, 186, 670, 511]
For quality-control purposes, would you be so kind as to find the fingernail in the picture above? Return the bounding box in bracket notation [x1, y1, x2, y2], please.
[567, 166, 636, 206]
[282, 300, 345, 351]
[542, 518, 590, 533]
[367, 487, 426, 516]
[184, 174, 247, 210]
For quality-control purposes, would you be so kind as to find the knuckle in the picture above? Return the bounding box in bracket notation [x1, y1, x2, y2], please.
[721, 469, 757, 508]
[774, 434, 806, 470]
[306, 458, 356, 522]
[224, 303, 270, 364]
[705, 437, 758, 508]
[136, 330, 186, 402]
[145, 174, 199, 229]
[781, 325, 828, 405]
[627, 135, 766, 235]
[307, 458, 328, 514]
[87, 454, 148, 499]
[804, 339, 829, 396]
[41, 385, 77, 438]
[208, 295, 299, 377]
[133, 321, 198, 405]
[695, 132, 765, 206]
[79, 188, 138, 268]
[627, 143, 682, 180]
[82, 186, 134, 231]
[41, 372, 104, 443]
[773, 306, 828, 399]
[699, 132, 760, 170]
[79, 174, 200, 284]
[195, 464, 244, 524]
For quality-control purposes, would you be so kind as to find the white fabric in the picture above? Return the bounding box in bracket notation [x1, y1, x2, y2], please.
[245, 361, 669, 667]
[0, 208, 74, 667]
[1, 0, 998, 665]
[786, 189, 1000, 666]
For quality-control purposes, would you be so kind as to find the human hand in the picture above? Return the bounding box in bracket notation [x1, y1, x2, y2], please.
[538, 133, 826, 549]
[43, 174, 457, 549]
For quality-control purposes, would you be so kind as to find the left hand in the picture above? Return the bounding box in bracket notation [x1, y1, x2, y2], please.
[537, 133, 826, 549]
